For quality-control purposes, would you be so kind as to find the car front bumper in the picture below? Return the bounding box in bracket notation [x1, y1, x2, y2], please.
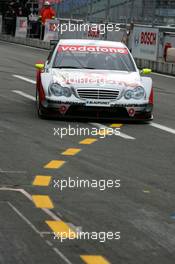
[40, 99, 153, 120]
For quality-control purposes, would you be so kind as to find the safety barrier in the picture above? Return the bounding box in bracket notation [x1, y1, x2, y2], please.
[15, 17, 28, 38]
[166, 48, 175, 63]
[1, 17, 175, 76]
[44, 19, 60, 42]
[0, 33, 50, 49]
[0, 15, 2, 34]
[43, 18, 126, 42]
[135, 58, 175, 75]
[132, 26, 159, 61]
[0, 32, 175, 76]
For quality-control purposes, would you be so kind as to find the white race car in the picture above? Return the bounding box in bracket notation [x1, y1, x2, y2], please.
[35, 39, 153, 120]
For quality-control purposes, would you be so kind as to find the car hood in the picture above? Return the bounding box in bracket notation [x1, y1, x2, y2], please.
[51, 69, 142, 90]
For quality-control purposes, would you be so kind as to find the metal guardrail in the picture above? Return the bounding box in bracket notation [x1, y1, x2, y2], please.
[0, 33, 174, 76]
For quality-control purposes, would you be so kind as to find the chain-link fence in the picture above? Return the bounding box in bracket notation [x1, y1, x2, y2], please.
[58, 0, 175, 26]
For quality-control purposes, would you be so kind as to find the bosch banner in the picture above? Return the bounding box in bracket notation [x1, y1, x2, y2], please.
[132, 26, 159, 61]
[15, 17, 28, 38]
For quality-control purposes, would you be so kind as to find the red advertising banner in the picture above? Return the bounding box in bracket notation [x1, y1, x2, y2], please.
[15, 17, 28, 38]
[44, 19, 59, 42]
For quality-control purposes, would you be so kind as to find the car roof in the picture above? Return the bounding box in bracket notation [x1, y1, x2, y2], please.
[58, 39, 127, 48]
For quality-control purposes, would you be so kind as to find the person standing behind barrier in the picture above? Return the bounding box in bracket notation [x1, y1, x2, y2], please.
[39, 1, 56, 40]
[4, 1, 18, 36]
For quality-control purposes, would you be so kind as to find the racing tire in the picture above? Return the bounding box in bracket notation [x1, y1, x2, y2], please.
[140, 114, 153, 124]
[36, 89, 46, 119]
[145, 114, 154, 123]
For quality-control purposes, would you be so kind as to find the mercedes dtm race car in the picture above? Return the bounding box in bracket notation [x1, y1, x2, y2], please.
[35, 39, 153, 120]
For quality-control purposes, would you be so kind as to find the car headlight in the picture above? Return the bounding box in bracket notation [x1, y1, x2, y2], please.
[63, 87, 72, 97]
[49, 83, 72, 97]
[124, 86, 145, 100]
[124, 90, 133, 99]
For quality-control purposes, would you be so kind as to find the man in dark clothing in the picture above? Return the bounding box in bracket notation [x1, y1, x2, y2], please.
[4, 2, 17, 35]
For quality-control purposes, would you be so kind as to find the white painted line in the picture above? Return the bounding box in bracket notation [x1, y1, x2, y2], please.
[12, 90, 35, 101]
[0, 94, 28, 105]
[0, 170, 26, 174]
[150, 122, 175, 135]
[0, 188, 73, 264]
[0, 187, 61, 221]
[19, 188, 62, 221]
[0, 40, 48, 52]
[1, 187, 78, 233]
[119, 131, 135, 140]
[13, 74, 36, 84]
[152, 72, 175, 79]
[45, 240, 53, 247]
[8, 202, 41, 235]
[40, 232, 53, 235]
[53, 248, 73, 264]
[91, 123, 135, 140]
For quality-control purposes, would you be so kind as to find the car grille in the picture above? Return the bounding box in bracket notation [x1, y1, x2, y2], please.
[76, 89, 120, 100]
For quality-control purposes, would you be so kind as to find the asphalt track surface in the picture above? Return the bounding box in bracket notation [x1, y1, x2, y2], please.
[0, 41, 175, 264]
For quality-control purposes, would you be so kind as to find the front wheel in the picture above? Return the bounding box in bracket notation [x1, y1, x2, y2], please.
[36, 89, 45, 119]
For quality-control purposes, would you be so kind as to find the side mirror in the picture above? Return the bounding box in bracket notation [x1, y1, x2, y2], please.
[35, 63, 45, 70]
[140, 68, 152, 75]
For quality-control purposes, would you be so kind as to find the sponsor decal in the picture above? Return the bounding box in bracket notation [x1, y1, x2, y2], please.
[140, 32, 157, 45]
[58, 45, 128, 54]
[44, 19, 59, 42]
[58, 104, 70, 114]
[55, 72, 140, 87]
[65, 76, 140, 87]
[19, 19, 27, 29]
[15, 17, 27, 38]
[88, 27, 100, 38]
[132, 27, 159, 61]
[127, 108, 135, 117]
[49, 22, 59, 32]
[67, 79, 139, 88]
[85, 100, 111, 107]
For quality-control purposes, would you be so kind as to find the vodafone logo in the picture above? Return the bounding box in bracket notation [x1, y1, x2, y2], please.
[58, 45, 128, 54]
[140, 32, 157, 45]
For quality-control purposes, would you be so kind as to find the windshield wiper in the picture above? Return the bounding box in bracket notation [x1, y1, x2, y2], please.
[53, 66, 97, 70]
[82, 67, 96, 69]
[53, 66, 82, 69]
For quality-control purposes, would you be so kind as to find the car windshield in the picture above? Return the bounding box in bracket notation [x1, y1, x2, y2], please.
[53, 45, 136, 72]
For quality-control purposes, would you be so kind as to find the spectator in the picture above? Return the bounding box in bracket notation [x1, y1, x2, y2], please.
[39, 1, 56, 39]
[4, 1, 17, 35]
[40, 1, 56, 39]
